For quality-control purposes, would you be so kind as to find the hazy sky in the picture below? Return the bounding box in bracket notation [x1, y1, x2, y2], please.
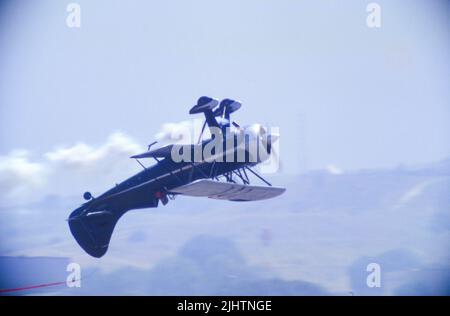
[0, 0, 449, 173]
[0, 1, 449, 296]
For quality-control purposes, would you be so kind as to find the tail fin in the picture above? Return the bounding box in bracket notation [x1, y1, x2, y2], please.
[68, 206, 126, 258]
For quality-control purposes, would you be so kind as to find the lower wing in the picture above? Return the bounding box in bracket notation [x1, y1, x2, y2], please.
[169, 179, 286, 201]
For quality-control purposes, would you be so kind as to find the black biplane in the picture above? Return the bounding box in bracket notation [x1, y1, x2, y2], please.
[68, 96, 285, 257]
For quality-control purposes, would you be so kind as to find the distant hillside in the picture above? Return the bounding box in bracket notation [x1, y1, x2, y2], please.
[1, 158, 449, 295]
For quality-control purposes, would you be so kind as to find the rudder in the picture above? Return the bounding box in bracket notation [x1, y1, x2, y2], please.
[68, 206, 126, 258]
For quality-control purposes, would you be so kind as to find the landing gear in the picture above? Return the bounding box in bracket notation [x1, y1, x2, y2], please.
[154, 190, 169, 206]
[217, 166, 272, 187]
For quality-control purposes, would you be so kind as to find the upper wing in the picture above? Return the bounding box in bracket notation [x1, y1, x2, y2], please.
[130, 144, 202, 159]
[169, 179, 285, 201]
[130, 144, 175, 159]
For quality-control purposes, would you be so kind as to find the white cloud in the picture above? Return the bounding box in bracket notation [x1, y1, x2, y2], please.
[45, 132, 143, 168]
[0, 132, 146, 204]
[0, 150, 47, 199]
[0, 124, 210, 205]
[43, 132, 146, 197]
[154, 119, 205, 145]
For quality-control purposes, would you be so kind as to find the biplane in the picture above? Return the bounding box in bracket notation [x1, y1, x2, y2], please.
[68, 96, 285, 257]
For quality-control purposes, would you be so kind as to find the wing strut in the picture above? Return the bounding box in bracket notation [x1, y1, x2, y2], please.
[244, 166, 272, 186]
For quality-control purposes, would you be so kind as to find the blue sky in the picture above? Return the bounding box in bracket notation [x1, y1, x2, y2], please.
[0, 0, 449, 174]
[0, 1, 449, 295]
